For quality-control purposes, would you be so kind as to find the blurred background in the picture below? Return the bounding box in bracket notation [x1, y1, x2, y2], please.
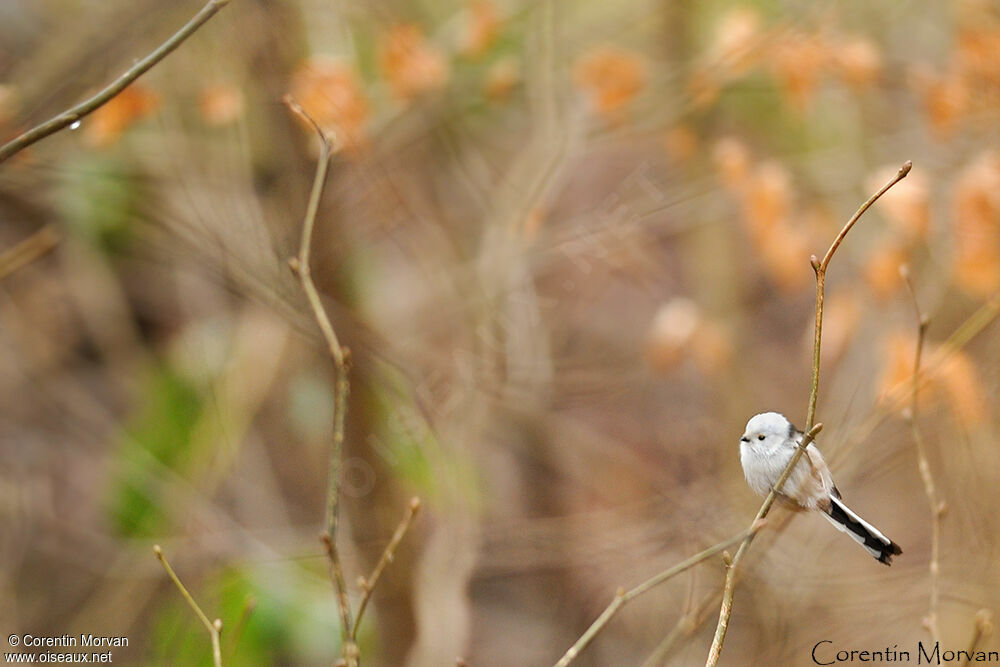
[1, 0, 999, 664]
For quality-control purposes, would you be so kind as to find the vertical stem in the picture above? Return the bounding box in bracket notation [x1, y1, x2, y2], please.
[327, 368, 349, 548]
[806, 269, 826, 430]
[283, 96, 355, 664]
[903, 268, 941, 642]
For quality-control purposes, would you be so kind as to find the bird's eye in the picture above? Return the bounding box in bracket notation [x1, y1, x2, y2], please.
[757, 434, 765, 441]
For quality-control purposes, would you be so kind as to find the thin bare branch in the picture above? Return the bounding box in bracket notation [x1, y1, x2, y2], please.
[283, 95, 355, 664]
[554, 521, 766, 667]
[352, 497, 422, 640]
[0, 0, 229, 164]
[283, 95, 345, 370]
[642, 510, 802, 666]
[321, 533, 355, 653]
[806, 160, 912, 430]
[707, 159, 913, 666]
[0, 226, 59, 280]
[817, 160, 912, 273]
[859, 294, 1000, 420]
[901, 266, 943, 641]
[154, 545, 223, 667]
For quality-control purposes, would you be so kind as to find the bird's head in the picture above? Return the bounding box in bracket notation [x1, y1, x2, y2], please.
[740, 412, 797, 447]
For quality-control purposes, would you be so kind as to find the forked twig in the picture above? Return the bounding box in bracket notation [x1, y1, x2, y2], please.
[554, 521, 766, 667]
[705, 160, 912, 666]
[0, 0, 229, 163]
[351, 497, 422, 640]
[154, 545, 223, 667]
[806, 160, 912, 430]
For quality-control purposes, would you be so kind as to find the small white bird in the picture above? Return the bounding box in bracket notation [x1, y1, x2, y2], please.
[739, 412, 902, 565]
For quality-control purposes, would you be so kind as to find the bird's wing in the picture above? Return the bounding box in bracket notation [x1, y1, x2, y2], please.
[806, 444, 836, 494]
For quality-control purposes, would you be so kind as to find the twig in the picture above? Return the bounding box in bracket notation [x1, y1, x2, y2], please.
[705, 424, 822, 667]
[706, 158, 912, 667]
[0, 0, 229, 164]
[554, 521, 766, 667]
[963, 610, 995, 666]
[320, 534, 355, 659]
[283, 96, 346, 370]
[806, 160, 912, 430]
[901, 266, 943, 641]
[0, 226, 60, 280]
[834, 295, 1000, 466]
[282, 95, 356, 665]
[642, 511, 800, 667]
[153, 545, 223, 667]
[351, 497, 422, 640]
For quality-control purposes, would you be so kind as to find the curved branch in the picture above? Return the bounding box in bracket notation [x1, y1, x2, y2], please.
[0, 0, 229, 164]
[806, 161, 912, 429]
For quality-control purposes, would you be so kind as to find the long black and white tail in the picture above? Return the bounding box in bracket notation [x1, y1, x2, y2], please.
[824, 496, 903, 565]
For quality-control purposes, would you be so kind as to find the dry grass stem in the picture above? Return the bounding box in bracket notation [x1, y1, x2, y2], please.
[0, 0, 229, 163]
[153, 545, 223, 667]
[0, 226, 60, 280]
[936, 295, 1000, 364]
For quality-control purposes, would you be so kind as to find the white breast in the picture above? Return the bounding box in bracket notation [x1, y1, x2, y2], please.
[740, 440, 792, 497]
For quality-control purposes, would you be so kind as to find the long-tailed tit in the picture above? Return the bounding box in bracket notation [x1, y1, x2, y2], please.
[739, 412, 903, 565]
